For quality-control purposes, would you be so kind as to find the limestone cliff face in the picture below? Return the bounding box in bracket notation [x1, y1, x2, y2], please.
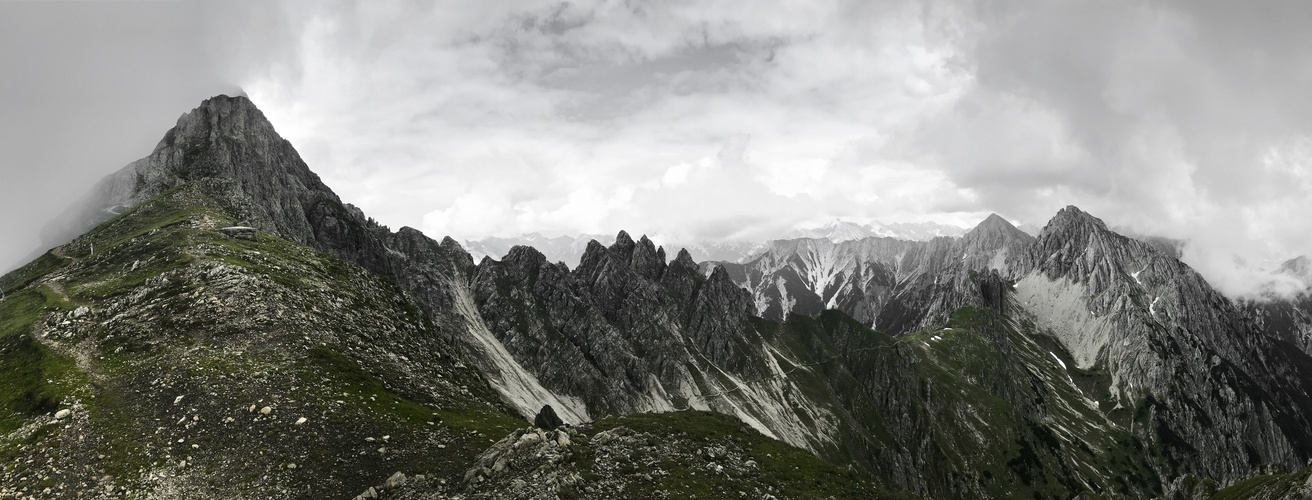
[469, 233, 840, 455]
[1012, 206, 1312, 481]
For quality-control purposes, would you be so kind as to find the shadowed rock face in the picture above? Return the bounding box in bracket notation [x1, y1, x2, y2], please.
[38, 95, 1312, 499]
[469, 230, 792, 432]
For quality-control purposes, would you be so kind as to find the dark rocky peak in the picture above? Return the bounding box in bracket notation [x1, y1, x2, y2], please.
[158, 95, 271, 149]
[705, 264, 734, 287]
[1020, 205, 1137, 278]
[576, 239, 611, 277]
[670, 248, 698, 271]
[156, 95, 324, 188]
[610, 230, 636, 263]
[440, 235, 466, 254]
[632, 235, 666, 281]
[91, 94, 368, 256]
[502, 245, 550, 269]
[388, 227, 475, 275]
[1039, 205, 1109, 239]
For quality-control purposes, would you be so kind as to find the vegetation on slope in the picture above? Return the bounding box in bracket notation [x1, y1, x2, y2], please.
[752, 301, 1158, 499]
[0, 180, 524, 498]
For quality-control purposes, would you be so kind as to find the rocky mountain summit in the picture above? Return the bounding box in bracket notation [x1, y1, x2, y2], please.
[5, 94, 1312, 499]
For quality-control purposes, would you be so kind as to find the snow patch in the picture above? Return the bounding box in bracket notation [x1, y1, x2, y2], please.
[1049, 352, 1067, 371]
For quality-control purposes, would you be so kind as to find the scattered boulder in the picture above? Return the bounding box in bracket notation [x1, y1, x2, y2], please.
[515, 432, 542, 448]
[260, 406, 272, 415]
[384, 471, 407, 489]
[54, 409, 72, 420]
[294, 417, 307, 426]
[533, 405, 564, 430]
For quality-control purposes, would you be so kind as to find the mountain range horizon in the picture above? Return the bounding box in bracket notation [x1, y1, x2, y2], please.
[13, 95, 1304, 304]
[5, 94, 1312, 498]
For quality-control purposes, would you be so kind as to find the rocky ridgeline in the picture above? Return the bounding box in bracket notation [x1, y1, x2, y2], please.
[11, 94, 1312, 498]
[470, 233, 774, 416]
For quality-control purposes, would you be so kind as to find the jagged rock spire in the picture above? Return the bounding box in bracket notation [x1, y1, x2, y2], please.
[632, 235, 666, 280]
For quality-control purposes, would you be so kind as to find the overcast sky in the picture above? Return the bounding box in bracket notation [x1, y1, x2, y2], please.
[3, 0, 1311, 297]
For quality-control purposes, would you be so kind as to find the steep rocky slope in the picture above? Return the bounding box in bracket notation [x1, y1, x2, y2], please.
[1012, 206, 1312, 481]
[469, 234, 849, 457]
[0, 180, 524, 498]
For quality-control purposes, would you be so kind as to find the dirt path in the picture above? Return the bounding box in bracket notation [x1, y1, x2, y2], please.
[44, 281, 74, 304]
[51, 244, 78, 261]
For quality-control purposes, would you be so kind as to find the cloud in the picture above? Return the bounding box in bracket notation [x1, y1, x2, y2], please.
[240, 0, 977, 243]
[910, 0, 1312, 296]
[5, 0, 1310, 299]
[0, 1, 241, 272]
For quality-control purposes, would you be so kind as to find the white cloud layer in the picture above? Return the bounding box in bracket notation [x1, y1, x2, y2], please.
[3, 0, 1311, 298]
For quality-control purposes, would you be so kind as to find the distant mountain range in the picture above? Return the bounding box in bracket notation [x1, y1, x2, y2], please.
[463, 219, 969, 268]
[783, 219, 968, 242]
[6, 94, 1312, 499]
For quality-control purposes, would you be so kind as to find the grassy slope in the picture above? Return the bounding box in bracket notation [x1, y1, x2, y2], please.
[756, 305, 1156, 499]
[1206, 465, 1312, 500]
[0, 181, 524, 498]
[587, 411, 914, 500]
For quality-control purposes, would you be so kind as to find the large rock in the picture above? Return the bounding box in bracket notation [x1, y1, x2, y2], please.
[533, 405, 563, 430]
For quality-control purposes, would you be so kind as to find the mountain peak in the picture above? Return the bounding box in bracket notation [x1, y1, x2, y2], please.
[1277, 255, 1312, 282]
[156, 94, 272, 154]
[964, 212, 1032, 245]
[969, 213, 1014, 232]
[614, 230, 634, 247]
[1040, 205, 1109, 238]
